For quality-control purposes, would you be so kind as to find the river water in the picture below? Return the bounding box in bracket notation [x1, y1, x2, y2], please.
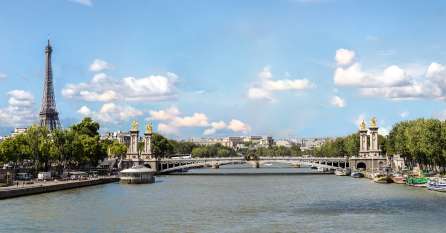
[1, 165, 446, 233]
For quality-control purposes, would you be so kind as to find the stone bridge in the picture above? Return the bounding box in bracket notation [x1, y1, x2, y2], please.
[147, 156, 348, 174]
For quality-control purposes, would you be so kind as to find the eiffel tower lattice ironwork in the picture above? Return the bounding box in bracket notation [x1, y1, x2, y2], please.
[39, 40, 61, 130]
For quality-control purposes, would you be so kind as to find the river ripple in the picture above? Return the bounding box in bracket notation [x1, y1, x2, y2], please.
[1, 167, 446, 233]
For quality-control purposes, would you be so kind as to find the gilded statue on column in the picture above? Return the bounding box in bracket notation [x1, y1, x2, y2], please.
[370, 117, 377, 128]
[359, 120, 366, 130]
[131, 120, 139, 131]
[146, 122, 153, 134]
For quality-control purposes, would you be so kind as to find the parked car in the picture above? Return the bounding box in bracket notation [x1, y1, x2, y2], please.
[37, 172, 52, 181]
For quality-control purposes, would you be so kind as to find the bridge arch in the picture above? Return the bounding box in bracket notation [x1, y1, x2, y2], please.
[356, 162, 366, 170]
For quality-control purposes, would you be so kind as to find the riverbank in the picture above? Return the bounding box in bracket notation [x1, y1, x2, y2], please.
[0, 177, 119, 200]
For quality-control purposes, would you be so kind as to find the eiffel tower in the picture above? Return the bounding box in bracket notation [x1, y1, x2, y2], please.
[39, 40, 61, 130]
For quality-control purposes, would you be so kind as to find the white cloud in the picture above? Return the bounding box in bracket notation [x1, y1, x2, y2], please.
[150, 106, 250, 135]
[148, 106, 180, 121]
[90, 59, 111, 72]
[0, 90, 36, 127]
[333, 49, 446, 100]
[247, 87, 273, 101]
[78, 103, 143, 124]
[97, 103, 143, 123]
[70, 0, 93, 7]
[62, 72, 178, 102]
[335, 49, 355, 66]
[359, 82, 441, 99]
[0, 73, 6, 80]
[258, 66, 273, 79]
[400, 111, 409, 118]
[77, 106, 92, 116]
[203, 121, 227, 135]
[78, 90, 118, 102]
[227, 119, 250, 133]
[158, 123, 179, 135]
[247, 66, 313, 101]
[334, 63, 409, 87]
[330, 95, 346, 108]
[122, 73, 178, 101]
[427, 62, 445, 78]
[7, 90, 34, 107]
[173, 113, 209, 127]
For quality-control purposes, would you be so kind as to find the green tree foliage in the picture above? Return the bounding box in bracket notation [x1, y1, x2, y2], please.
[151, 133, 174, 158]
[251, 145, 302, 157]
[0, 118, 108, 171]
[170, 141, 195, 154]
[191, 144, 237, 158]
[387, 119, 445, 170]
[310, 132, 376, 158]
[71, 117, 100, 137]
[108, 140, 128, 158]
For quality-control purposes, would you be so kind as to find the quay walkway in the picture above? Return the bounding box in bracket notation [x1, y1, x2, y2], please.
[0, 177, 119, 200]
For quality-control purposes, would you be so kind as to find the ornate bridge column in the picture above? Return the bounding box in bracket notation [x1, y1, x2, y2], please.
[359, 120, 368, 157]
[126, 120, 140, 161]
[141, 122, 153, 160]
[368, 117, 380, 158]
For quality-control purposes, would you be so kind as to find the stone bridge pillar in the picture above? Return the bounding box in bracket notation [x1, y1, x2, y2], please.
[146, 159, 160, 174]
[126, 120, 139, 161]
[359, 120, 368, 157]
[141, 122, 153, 160]
[368, 120, 379, 158]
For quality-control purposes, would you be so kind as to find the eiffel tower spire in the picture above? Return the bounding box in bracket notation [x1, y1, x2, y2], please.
[39, 39, 61, 130]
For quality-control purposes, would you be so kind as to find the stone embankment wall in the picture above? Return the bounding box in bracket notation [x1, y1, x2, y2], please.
[0, 177, 119, 200]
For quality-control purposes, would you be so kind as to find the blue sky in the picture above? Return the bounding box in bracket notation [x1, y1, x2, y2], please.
[1, 0, 446, 138]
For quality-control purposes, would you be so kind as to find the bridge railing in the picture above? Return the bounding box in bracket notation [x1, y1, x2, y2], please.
[160, 156, 347, 162]
[161, 157, 244, 162]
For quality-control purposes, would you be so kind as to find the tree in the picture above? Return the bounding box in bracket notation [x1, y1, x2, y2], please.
[71, 117, 100, 137]
[151, 133, 174, 158]
[109, 141, 128, 158]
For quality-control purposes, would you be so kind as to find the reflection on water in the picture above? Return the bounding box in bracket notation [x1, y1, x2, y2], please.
[1, 165, 446, 233]
[187, 163, 319, 174]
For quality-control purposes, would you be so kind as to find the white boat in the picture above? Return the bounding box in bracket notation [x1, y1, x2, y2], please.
[427, 178, 446, 192]
[335, 169, 347, 176]
[120, 165, 155, 184]
[351, 172, 364, 178]
[264, 163, 273, 167]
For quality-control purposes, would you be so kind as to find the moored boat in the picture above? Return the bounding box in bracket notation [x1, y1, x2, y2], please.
[427, 178, 446, 192]
[428, 183, 446, 192]
[373, 174, 393, 183]
[406, 176, 429, 187]
[391, 175, 406, 184]
[351, 172, 364, 178]
[335, 169, 348, 176]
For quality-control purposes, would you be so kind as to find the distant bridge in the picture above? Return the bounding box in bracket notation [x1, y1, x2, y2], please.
[154, 156, 348, 174]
